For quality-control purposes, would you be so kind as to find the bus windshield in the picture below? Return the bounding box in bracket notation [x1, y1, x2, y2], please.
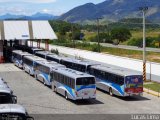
[76, 77, 95, 85]
[0, 93, 12, 104]
[125, 75, 143, 88]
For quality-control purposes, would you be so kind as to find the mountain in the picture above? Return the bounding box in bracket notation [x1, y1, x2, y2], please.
[0, 13, 59, 20]
[59, 0, 160, 23]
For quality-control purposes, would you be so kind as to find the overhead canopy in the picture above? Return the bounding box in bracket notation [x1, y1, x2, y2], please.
[32, 21, 57, 39]
[4, 21, 30, 40]
[0, 20, 57, 40]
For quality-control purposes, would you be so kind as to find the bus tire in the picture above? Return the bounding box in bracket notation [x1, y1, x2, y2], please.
[54, 86, 57, 93]
[35, 74, 38, 80]
[65, 91, 68, 100]
[43, 79, 46, 86]
[109, 88, 113, 96]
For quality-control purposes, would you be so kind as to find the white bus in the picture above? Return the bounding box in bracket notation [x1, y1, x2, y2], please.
[52, 68, 96, 100]
[34, 61, 66, 86]
[12, 50, 32, 68]
[88, 65, 143, 97]
[0, 86, 17, 104]
[35, 51, 53, 59]
[23, 55, 45, 76]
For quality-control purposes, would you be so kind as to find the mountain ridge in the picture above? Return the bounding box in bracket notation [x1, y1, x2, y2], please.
[0, 12, 59, 20]
[59, 0, 160, 23]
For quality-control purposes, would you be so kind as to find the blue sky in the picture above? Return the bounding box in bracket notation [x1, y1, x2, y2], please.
[0, 0, 105, 16]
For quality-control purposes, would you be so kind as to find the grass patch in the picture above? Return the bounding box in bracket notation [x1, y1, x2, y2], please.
[144, 82, 160, 93]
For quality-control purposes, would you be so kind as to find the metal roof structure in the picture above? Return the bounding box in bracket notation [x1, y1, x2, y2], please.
[32, 21, 57, 39]
[0, 20, 57, 40]
[4, 21, 30, 40]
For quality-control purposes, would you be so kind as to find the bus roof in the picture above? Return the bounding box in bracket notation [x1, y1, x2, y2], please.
[0, 104, 26, 114]
[91, 65, 142, 77]
[31, 47, 43, 50]
[35, 51, 53, 56]
[12, 51, 32, 56]
[0, 86, 12, 94]
[35, 60, 65, 69]
[62, 58, 99, 66]
[24, 55, 45, 61]
[47, 54, 64, 60]
[52, 68, 94, 79]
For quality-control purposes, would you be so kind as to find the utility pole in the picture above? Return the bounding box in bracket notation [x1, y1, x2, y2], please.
[97, 18, 102, 53]
[139, 6, 148, 81]
[71, 23, 75, 48]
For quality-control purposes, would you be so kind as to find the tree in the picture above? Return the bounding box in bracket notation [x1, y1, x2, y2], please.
[111, 28, 132, 43]
[90, 32, 112, 43]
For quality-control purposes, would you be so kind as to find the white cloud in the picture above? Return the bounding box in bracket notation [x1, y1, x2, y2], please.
[0, 0, 57, 3]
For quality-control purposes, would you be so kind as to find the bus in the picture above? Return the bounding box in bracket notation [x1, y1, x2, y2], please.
[0, 86, 17, 104]
[23, 55, 45, 76]
[12, 51, 32, 68]
[88, 65, 143, 97]
[0, 104, 34, 120]
[35, 51, 53, 59]
[60, 58, 99, 72]
[34, 61, 66, 86]
[27, 47, 44, 55]
[46, 54, 63, 63]
[0, 79, 17, 104]
[51, 68, 96, 100]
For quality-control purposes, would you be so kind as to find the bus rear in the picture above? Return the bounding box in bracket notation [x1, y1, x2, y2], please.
[75, 77, 96, 100]
[124, 75, 143, 96]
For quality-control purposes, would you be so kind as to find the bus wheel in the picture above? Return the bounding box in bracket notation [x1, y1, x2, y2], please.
[35, 74, 38, 80]
[65, 92, 68, 100]
[54, 86, 57, 93]
[43, 79, 46, 86]
[109, 88, 113, 96]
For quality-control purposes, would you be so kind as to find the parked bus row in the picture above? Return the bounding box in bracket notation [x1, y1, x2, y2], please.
[12, 46, 143, 97]
[35, 50, 144, 97]
[0, 78, 34, 120]
[12, 50, 97, 100]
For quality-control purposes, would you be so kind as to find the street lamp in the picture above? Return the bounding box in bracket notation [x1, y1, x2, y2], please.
[97, 17, 102, 53]
[139, 6, 148, 81]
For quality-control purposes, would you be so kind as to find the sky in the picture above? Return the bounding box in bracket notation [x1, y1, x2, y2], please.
[0, 0, 105, 16]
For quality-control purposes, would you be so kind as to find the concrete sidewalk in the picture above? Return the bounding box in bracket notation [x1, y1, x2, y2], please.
[144, 88, 160, 97]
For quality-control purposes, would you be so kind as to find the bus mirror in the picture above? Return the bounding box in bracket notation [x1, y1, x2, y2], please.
[12, 95, 17, 103]
[26, 116, 34, 120]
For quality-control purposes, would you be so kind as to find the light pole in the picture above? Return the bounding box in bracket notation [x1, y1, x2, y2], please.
[97, 17, 102, 53]
[71, 23, 75, 48]
[139, 6, 148, 81]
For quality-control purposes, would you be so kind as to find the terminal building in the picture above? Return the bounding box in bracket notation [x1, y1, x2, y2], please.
[0, 20, 57, 63]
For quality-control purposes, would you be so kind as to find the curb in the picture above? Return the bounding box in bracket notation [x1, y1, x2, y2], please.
[144, 88, 160, 97]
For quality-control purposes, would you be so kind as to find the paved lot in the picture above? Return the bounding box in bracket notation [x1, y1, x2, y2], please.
[0, 63, 160, 114]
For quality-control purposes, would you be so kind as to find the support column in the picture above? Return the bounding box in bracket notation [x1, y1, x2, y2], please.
[30, 40, 33, 47]
[45, 40, 49, 51]
[37, 39, 40, 48]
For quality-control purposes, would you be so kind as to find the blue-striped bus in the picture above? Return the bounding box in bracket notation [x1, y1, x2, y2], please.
[34, 61, 66, 86]
[88, 65, 143, 97]
[12, 50, 32, 68]
[23, 55, 45, 76]
[51, 68, 96, 100]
